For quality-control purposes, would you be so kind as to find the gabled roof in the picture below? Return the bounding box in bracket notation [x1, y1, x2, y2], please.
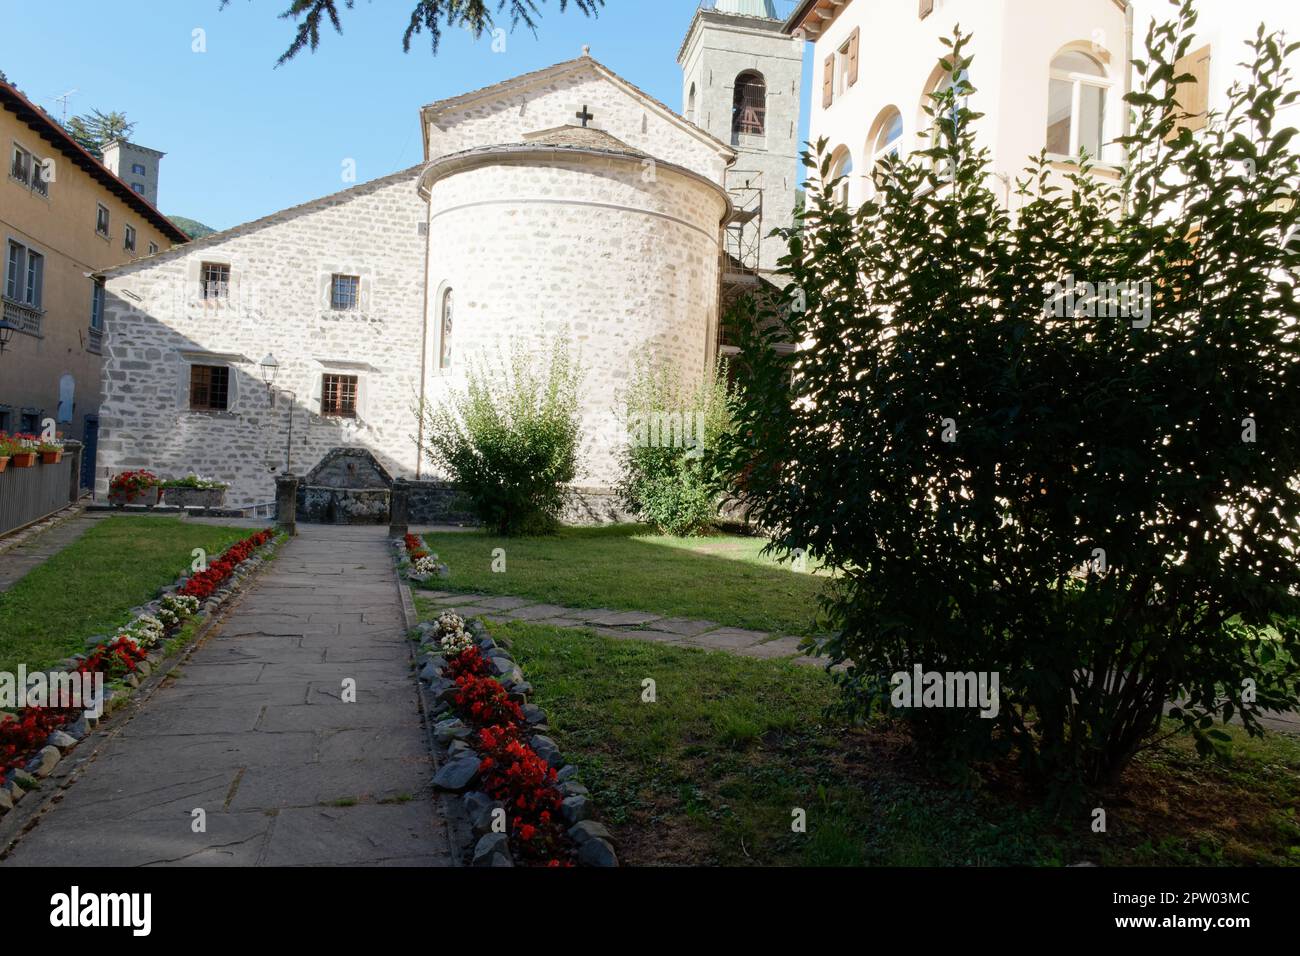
[0, 79, 189, 244]
[419, 54, 735, 166]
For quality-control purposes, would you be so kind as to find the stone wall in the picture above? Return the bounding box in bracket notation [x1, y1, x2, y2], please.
[422, 152, 729, 488]
[97, 167, 428, 509]
[426, 62, 733, 185]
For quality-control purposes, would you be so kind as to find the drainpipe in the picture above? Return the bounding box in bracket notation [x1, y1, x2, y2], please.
[414, 213, 432, 480]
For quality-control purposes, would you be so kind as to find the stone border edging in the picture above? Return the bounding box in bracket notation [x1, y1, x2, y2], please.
[394, 538, 619, 867]
[0, 532, 285, 856]
[392, 550, 474, 868]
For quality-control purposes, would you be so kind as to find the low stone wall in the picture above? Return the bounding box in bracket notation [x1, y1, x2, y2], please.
[297, 486, 391, 525]
[404, 481, 635, 528]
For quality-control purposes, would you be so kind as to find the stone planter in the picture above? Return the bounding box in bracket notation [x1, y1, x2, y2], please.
[10, 451, 36, 469]
[39, 450, 63, 465]
[108, 486, 161, 509]
[162, 486, 227, 510]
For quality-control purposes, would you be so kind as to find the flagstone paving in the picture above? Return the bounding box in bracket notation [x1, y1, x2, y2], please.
[1, 525, 452, 867]
[417, 590, 818, 665]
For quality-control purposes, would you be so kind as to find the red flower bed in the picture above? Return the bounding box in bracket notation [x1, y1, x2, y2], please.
[439, 643, 573, 865]
[2, 528, 275, 780]
[179, 529, 274, 601]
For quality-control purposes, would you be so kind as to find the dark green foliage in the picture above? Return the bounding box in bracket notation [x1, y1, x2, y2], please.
[220, 0, 604, 66]
[618, 361, 736, 536]
[721, 1, 1300, 799]
[420, 340, 582, 536]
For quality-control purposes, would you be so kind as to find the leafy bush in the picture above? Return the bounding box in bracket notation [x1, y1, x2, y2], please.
[618, 360, 736, 536]
[721, 2, 1300, 800]
[421, 339, 583, 536]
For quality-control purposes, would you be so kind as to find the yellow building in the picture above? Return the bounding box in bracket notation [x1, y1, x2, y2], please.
[0, 78, 187, 483]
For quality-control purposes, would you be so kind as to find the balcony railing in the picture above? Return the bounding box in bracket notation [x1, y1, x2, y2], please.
[2, 297, 43, 337]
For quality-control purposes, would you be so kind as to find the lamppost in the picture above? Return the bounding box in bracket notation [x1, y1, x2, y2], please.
[258, 353, 296, 474]
[0, 318, 15, 355]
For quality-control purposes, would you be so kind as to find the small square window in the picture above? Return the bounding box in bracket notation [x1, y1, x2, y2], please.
[124, 225, 137, 252]
[131, 162, 146, 175]
[131, 182, 144, 194]
[321, 374, 358, 418]
[96, 204, 110, 237]
[330, 274, 360, 311]
[200, 262, 230, 300]
[189, 365, 230, 411]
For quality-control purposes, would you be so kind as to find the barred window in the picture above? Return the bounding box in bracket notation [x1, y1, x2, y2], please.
[200, 262, 230, 300]
[10, 144, 30, 185]
[331, 274, 360, 311]
[189, 365, 230, 411]
[124, 225, 137, 253]
[95, 203, 110, 237]
[322, 374, 358, 418]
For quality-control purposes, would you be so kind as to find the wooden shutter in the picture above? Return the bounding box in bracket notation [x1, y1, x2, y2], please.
[823, 54, 834, 108]
[1171, 44, 1211, 137]
[920, 0, 934, 19]
[848, 28, 860, 87]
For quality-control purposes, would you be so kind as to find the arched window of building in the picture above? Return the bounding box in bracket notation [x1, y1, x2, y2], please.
[867, 107, 904, 189]
[829, 146, 854, 206]
[687, 83, 698, 125]
[732, 71, 767, 141]
[1047, 49, 1111, 159]
[439, 288, 453, 370]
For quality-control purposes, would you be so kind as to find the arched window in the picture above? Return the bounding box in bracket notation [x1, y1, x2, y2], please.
[1047, 50, 1110, 159]
[868, 107, 904, 184]
[439, 288, 453, 370]
[829, 147, 854, 206]
[732, 71, 767, 141]
[687, 83, 697, 125]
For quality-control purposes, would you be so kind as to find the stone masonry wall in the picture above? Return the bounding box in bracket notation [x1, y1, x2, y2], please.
[427, 67, 732, 185]
[422, 153, 728, 488]
[97, 167, 428, 509]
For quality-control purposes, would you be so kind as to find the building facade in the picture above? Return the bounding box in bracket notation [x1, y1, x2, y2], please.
[786, 0, 1299, 208]
[680, 0, 805, 273]
[101, 140, 165, 208]
[95, 53, 739, 511]
[0, 79, 187, 480]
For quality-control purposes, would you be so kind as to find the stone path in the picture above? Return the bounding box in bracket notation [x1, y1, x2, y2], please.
[419, 589, 1300, 736]
[0, 509, 106, 593]
[418, 589, 819, 665]
[2, 525, 451, 867]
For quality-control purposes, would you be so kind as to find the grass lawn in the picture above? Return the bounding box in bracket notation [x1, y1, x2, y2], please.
[490, 620, 1300, 867]
[417, 525, 830, 636]
[0, 517, 256, 680]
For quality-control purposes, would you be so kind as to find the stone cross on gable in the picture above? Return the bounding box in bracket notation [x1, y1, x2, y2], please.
[575, 105, 595, 128]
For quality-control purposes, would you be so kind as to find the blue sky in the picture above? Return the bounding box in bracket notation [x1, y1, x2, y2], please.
[1, 0, 811, 230]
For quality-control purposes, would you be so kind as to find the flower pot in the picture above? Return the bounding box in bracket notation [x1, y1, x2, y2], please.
[40, 450, 63, 465]
[0, 456, 8, 473]
[108, 486, 161, 509]
[10, 451, 37, 468]
[162, 486, 227, 510]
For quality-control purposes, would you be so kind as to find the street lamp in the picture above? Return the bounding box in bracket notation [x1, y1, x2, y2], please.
[0, 318, 15, 355]
[259, 353, 295, 474]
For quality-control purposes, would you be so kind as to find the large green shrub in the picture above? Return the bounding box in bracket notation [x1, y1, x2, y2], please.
[618, 360, 736, 536]
[421, 339, 582, 536]
[721, 1, 1300, 800]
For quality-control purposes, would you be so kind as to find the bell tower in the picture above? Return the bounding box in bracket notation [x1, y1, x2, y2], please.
[678, 0, 804, 275]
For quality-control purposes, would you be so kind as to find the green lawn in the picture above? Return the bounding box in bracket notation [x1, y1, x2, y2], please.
[492, 620, 1300, 867]
[417, 525, 831, 636]
[0, 517, 256, 679]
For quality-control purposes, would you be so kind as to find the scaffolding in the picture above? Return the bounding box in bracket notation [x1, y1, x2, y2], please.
[722, 168, 764, 285]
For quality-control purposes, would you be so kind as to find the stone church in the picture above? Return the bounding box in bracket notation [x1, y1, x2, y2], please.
[94, 0, 802, 517]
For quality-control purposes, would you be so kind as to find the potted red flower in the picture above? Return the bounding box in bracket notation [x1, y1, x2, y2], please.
[8, 434, 38, 469]
[0, 433, 14, 473]
[37, 434, 64, 464]
[109, 470, 162, 508]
